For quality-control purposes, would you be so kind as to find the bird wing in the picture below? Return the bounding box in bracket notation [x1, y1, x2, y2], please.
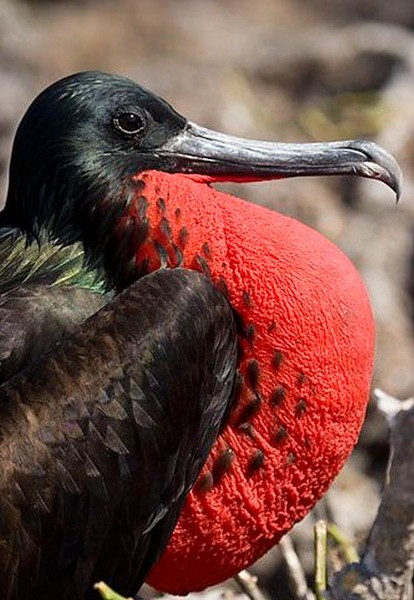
[0, 229, 107, 381]
[0, 285, 106, 382]
[0, 268, 237, 600]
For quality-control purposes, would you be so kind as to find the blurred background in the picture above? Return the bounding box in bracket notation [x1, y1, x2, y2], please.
[0, 0, 413, 598]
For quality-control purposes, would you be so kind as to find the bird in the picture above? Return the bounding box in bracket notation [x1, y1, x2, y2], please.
[0, 71, 401, 599]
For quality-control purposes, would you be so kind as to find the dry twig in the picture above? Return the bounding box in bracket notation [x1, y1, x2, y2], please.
[326, 524, 359, 566]
[234, 570, 268, 600]
[279, 535, 315, 600]
[314, 521, 328, 600]
[329, 390, 414, 600]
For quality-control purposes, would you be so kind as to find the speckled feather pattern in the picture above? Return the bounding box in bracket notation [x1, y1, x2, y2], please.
[118, 171, 375, 593]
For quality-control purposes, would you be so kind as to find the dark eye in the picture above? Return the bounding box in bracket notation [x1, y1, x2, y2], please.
[112, 112, 146, 136]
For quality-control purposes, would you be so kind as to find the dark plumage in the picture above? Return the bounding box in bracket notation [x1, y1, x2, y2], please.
[0, 232, 105, 382]
[0, 268, 237, 599]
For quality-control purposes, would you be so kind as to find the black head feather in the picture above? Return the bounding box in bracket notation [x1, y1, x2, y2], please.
[2, 71, 186, 247]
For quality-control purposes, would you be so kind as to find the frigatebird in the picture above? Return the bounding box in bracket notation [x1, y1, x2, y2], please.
[0, 72, 401, 599]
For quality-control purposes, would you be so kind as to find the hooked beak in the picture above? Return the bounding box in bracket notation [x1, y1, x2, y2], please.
[156, 122, 402, 200]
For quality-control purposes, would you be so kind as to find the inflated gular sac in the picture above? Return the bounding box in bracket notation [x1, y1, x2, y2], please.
[117, 170, 375, 593]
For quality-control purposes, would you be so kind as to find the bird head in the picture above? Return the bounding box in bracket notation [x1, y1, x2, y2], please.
[1, 70, 401, 251]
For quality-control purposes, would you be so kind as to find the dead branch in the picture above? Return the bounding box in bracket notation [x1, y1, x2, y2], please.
[328, 390, 414, 600]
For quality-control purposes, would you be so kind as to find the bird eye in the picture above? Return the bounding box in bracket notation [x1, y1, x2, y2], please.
[112, 112, 146, 137]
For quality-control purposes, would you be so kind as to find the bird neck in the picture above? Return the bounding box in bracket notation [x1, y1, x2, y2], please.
[109, 170, 222, 292]
[77, 177, 150, 292]
[104, 170, 215, 291]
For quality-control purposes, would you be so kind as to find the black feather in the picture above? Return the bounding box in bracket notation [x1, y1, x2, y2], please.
[0, 268, 237, 600]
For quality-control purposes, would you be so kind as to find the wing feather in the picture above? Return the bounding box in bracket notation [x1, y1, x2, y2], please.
[0, 268, 237, 600]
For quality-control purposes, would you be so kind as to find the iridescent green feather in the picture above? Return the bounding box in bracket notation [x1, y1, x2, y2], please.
[0, 229, 105, 295]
